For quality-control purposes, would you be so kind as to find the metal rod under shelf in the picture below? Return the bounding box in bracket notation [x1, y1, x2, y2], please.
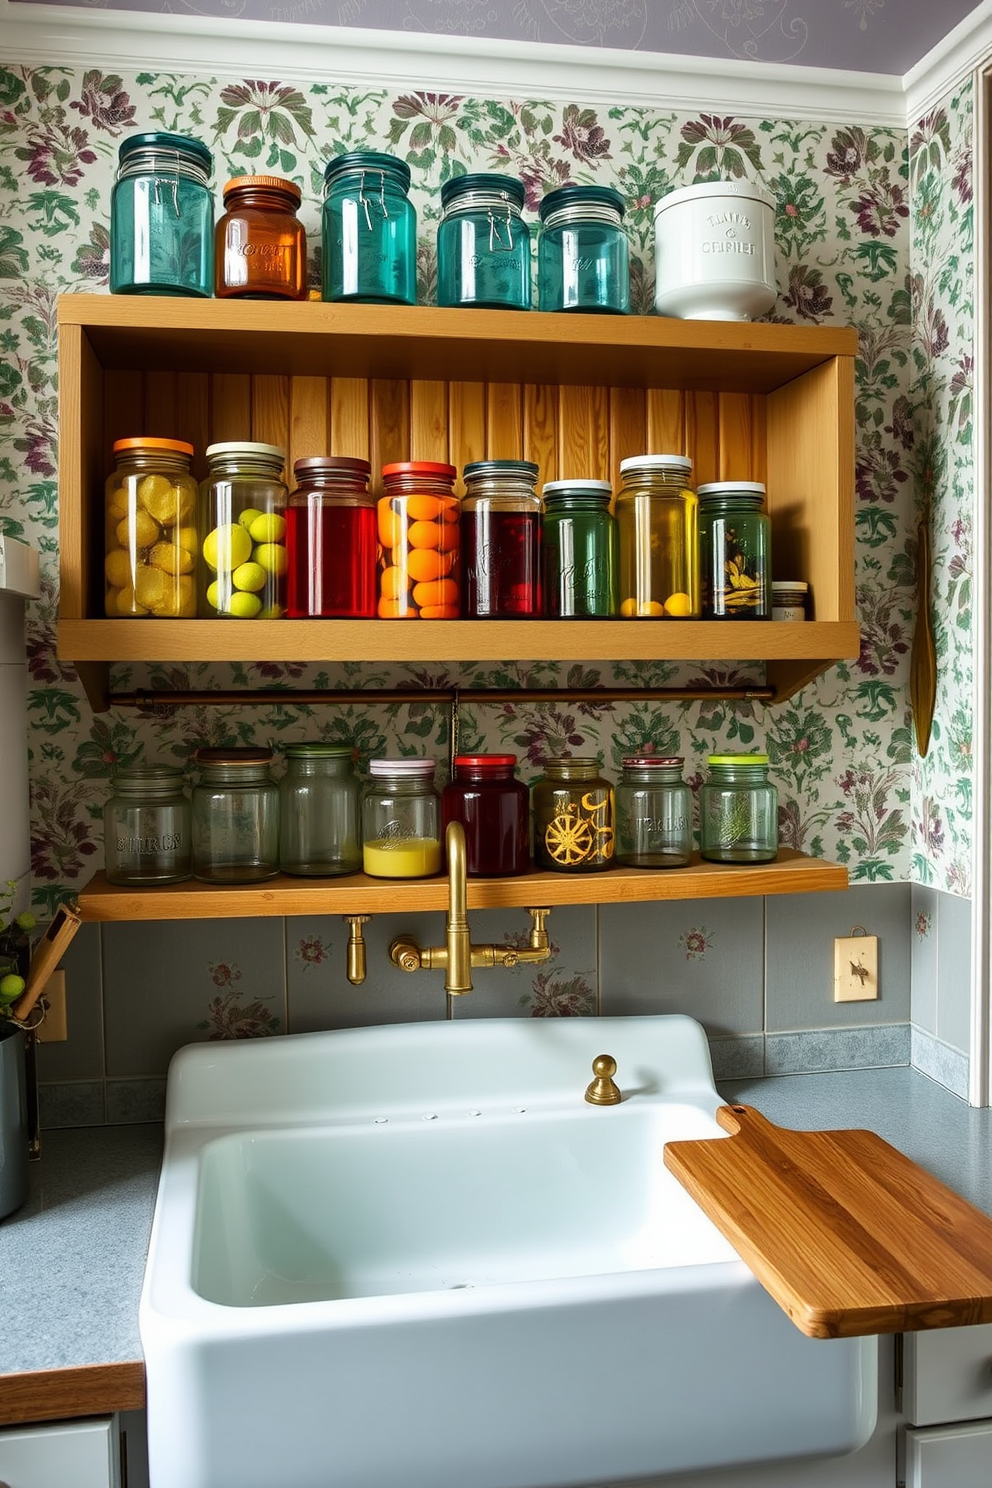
[111, 684, 775, 708]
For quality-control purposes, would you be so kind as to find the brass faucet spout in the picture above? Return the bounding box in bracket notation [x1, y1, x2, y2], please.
[445, 820, 473, 995]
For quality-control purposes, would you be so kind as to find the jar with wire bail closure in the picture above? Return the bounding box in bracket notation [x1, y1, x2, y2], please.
[437, 174, 532, 311]
[322, 152, 417, 305]
[110, 132, 213, 298]
[538, 184, 630, 314]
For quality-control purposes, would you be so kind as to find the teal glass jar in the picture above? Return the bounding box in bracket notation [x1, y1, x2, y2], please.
[538, 185, 629, 314]
[278, 744, 361, 877]
[699, 753, 778, 864]
[541, 479, 617, 617]
[110, 132, 213, 297]
[697, 481, 772, 620]
[321, 152, 416, 305]
[437, 174, 531, 311]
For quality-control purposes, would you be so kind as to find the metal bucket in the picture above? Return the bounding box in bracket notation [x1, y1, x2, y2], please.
[0, 1022, 29, 1219]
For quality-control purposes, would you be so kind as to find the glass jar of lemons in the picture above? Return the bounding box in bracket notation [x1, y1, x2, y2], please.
[615, 454, 700, 619]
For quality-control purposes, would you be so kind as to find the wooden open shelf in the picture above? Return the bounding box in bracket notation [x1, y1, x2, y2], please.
[57, 295, 859, 712]
[75, 850, 847, 920]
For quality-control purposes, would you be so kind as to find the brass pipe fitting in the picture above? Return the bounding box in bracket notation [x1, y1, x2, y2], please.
[344, 915, 370, 985]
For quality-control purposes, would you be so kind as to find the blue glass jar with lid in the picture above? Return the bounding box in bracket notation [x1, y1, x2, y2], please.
[538, 184, 630, 314]
[321, 152, 417, 305]
[437, 174, 531, 311]
[110, 131, 213, 297]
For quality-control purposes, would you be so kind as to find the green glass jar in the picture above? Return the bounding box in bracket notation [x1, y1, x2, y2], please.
[541, 479, 617, 617]
[616, 454, 699, 619]
[321, 152, 416, 305]
[532, 756, 614, 873]
[437, 174, 531, 311]
[278, 744, 361, 877]
[697, 481, 772, 620]
[699, 753, 778, 864]
[537, 184, 629, 314]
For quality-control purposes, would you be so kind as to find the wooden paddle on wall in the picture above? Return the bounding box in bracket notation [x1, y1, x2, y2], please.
[910, 514, 937, 757]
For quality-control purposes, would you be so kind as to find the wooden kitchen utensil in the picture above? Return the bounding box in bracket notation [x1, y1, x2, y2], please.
[664, 1104, 992, 1339]
[910, 514, 937, 757]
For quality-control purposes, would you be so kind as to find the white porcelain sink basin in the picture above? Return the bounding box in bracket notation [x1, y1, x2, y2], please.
[141, 1014, 876, 1488]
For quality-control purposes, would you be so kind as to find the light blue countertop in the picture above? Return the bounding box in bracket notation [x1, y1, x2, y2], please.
[1, 1066, 991, 1401]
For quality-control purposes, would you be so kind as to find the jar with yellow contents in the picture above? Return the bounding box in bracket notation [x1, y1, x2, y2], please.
[615, 454, 699, 619]
[531, 756, 614, 873]
[104, 437, 199, 617]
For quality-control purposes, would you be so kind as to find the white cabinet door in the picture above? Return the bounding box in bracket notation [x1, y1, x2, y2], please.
[0, 1418, 119, 1488]
[904, 1420, 992, 1486]
[902, 1324, 992, 1426]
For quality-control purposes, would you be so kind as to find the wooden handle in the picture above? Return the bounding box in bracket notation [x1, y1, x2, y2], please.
[910, 516, 937, 757]
[12, 903, 82, 1023]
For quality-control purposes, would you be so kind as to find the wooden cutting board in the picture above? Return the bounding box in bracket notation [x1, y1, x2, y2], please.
[664, 1105, 992, 1339]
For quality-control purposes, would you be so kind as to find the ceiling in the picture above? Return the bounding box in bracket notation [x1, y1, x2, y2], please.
[10, 0, 986, 76]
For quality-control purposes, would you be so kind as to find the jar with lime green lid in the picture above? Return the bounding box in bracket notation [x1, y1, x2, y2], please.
[699, 752, 778, 863]
[278, 744, 362, 877]
[198, 441, 288, 619]
[104, 437, 199, 617]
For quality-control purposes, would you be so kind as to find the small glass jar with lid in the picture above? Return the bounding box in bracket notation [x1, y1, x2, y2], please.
[461, 460, 542, 618]
[198, 441, 288, 620]
[437, 174, 532, 311]
[699, 753, 778, 864]
[532, 756, 614, 873]
[615, 756, 692, 868]
[286, 456, 376, 618]
[321, 152, 417, 305]
[697, 481, 772, 620]
[772, 580, 808, 621]
[104, 765, 191, 886]
[538, 184, 630, 314]
[104, 437, 198, 618]
[215, 175, 307, 301]
[191, 747, 279, 883]
[616, 454, 700, 619]
[541, 479, 617, 618]
[278, 744, 362, 877]
[362, 759, 441, 878]
[378, 462, 459, 619]
[442, 755, 530, 877]
[110, 131, 213, 298]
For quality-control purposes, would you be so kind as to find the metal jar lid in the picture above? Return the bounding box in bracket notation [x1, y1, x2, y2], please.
[323, 152, 411, 190]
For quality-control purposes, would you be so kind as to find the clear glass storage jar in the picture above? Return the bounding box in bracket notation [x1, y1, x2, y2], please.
[699, 752, 778, 864]
[697, 481, 771, 620]
[532, 756, 614, 873]
[286, 456, 376, 618]
[615, 756, 692, 868]
[616, 454, 699, 619]
[772, 581, 808, 621]
[537, 184, 630, 314]
[461, 460, 542, 618]
[104, 437, 198, 618]
[321, 152, 416, 305]
[215, 175, 307, 301]
[199, 441, 288, 619]
[110, 131, 213, 298]
[278, 743, 362, 877]
[541, 479, 617, 618]
[362, 759, 441, 878]
[104, 765, 191, 886]
[377, 462, 459, 619]
[441, 754, 530, 877]
[437, 174, 532, 311]
[191, 747, 279, 883]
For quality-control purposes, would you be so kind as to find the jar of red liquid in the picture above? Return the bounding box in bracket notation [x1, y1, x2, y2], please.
[442, 754, 530, 877]
[461, 460, 542, 617]
[377, 461, 459, 618]
[286, 456, 376, 617]
[215, 174, 307, 300]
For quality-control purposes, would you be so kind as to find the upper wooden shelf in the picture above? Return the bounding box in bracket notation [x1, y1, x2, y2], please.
[58, 295, 858, 394]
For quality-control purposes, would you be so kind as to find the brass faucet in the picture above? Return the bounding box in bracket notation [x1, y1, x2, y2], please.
[389, 820, 552, 995]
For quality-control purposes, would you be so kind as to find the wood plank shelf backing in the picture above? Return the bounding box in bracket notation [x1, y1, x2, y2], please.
[57, 296, 859, 710]
[665, 1106, 992, 1340]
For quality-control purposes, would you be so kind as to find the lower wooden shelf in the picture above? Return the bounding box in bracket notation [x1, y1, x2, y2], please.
[75, 850, 847, 921]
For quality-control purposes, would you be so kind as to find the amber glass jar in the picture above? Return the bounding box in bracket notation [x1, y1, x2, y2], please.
[531, 757, 614, 873]
[215, 175, 307, 300]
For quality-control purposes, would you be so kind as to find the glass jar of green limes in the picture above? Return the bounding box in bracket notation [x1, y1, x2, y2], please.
[198, 441, 288, 619]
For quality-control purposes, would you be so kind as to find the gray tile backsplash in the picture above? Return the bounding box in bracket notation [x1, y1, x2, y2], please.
[34, 880, 974, 1120]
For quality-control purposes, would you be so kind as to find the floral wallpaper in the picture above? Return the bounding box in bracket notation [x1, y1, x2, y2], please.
[0, 60, 967, 917]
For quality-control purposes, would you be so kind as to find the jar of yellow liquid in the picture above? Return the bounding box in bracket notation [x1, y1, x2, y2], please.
[615, 453, 699, 619]
[362, 759, 441, 878]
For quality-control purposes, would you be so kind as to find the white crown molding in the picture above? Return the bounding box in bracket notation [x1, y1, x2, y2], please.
[904, 0, 992, 124]
[1, 1, 907, 127]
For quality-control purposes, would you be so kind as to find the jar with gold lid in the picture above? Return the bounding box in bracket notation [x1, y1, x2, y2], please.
[215, 175, 307, 300]
[104, 437, 198, 618]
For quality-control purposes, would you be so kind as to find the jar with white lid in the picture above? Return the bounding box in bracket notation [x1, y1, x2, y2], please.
[362, 759, 441, 878]
[772, 581, 808, 621]
[654, 181, 776, 322]
[697, 480, 771, 620]
[198, 441, 288, 619]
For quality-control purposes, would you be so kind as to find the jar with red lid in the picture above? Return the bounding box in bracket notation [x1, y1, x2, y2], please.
[286, 456, 376, 618]
[104, 436, 198, 617]
[377, 461, 459, 619]
[215, 174, 307, 300]
[442, 754, 530, 877]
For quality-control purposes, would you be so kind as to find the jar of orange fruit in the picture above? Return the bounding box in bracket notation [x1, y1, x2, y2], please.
[377, 460, 459, 618]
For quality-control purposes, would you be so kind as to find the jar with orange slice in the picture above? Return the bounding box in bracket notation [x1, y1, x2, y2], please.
[615, 454, 700, 620]
[377, 460, 459, 619]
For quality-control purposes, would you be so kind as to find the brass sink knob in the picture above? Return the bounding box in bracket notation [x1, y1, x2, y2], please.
[585, 1054, 621, 1106]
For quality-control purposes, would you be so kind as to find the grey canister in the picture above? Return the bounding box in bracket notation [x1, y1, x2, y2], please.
[0, 1022, 29, 1219]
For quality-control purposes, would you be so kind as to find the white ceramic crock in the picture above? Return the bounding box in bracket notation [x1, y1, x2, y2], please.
[654, 181, 777, 321]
